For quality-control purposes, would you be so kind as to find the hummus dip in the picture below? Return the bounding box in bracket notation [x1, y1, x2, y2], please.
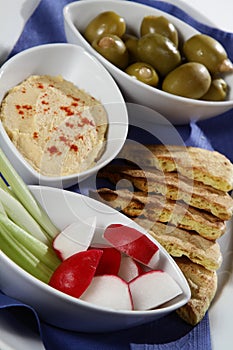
[0, 75, 108, 176]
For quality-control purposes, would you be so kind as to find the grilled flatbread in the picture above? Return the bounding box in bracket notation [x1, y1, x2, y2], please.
[175, 257, 218, 325]
[91, 188, 226, 240]
[120, 144, 233, 192]
[98, 165, 233, 220]
[147, 221, 222, 271]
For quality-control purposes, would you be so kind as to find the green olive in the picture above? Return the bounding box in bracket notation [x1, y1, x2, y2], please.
[162, 62, 211, 99]
[137, 33, 181, 76]
[123, 34, 139, 63]
[140, 15, 179, 47]
[84, 11, 126, 44]
[92, 34, 129, 69]
[125, 62, 159, 87]
[201, 78, 228, 101]
[183, 34, 233, 74]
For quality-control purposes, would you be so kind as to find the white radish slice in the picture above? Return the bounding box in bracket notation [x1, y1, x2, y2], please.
[80, 275, 133, 310]
[129, 270, 182, 310]
[103, 224, 160, 269]
[53, 216, 96, 260]
[118, 256, 144, 282]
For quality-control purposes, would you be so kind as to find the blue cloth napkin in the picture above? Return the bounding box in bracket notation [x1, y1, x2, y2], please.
[0, 289, 211, 350]
[2, 0, 233, 349]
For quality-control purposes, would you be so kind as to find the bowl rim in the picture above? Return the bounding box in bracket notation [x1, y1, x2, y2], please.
[0, 42, 129, 182]
[63, 0, 233, 107]
[0, 185, 191, 316]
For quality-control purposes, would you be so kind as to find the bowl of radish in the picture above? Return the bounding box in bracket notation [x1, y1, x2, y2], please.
[0, 149, 190, 332]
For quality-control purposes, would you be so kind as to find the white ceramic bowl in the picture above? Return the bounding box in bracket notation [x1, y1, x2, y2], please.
[63, 0, 233, 125]
[0, 43, 128, 188]
[0, 186, 191, 333]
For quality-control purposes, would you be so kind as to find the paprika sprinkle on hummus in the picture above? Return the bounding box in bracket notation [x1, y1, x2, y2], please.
[0, 75, 108, 176]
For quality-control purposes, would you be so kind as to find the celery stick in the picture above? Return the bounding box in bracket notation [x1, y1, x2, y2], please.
[0, 176, 12, 195]
[0, 148, 59, 240]
[0, 213, 61, 271]
[0, 188, 49, 244]
[0, 199, 6, 216]
[0, 225, 54, 284]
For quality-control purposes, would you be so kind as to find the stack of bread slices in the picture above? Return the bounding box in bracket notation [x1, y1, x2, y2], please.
[90, 144, 233, 325]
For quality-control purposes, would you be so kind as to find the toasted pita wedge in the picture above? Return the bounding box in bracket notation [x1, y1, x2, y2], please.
[175, 257, 217, 325]
[91, 188, 226, 240]
[97, 165, 233, 220]
[120, 144, 233, 192]
[146, 221, 222, 271]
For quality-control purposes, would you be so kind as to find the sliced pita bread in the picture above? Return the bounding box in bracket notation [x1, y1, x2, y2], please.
[97, 165, 233, 220]
[120, 144, 233, 192]
[147, 221, 222, 271]
[91, 188, 226, 240]
[175, 257, 217, 325]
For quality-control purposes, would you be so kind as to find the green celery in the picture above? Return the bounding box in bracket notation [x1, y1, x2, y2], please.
[0, 176, 12, 195]
[0, 199, 6, 216]
[0, 212, 61, 271]
[0, 148, 59, 241]
[0, 188, 49, 244]
[0, 224, 54, 284]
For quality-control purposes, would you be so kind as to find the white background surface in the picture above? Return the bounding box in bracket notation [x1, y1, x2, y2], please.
[179, 0, 233, 31]
[0, 0, 233, 349]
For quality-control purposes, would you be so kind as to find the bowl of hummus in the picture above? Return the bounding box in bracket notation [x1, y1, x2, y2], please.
[0, 43, 128, 188]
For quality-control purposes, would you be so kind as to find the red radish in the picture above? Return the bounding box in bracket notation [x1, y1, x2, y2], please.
[118, 256, 144, 282]
[129, 270, 182, 310]
[80, 275, 133, 310]
[103, 224, 160, 269]
[93, 247, 121, 276]
[52, 216, 96, 260]
[49, 249, 103, 298]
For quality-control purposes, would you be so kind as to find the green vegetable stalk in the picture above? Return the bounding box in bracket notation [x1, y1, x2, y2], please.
[0, 147, 59, 241]
[0, 147, 61, 283]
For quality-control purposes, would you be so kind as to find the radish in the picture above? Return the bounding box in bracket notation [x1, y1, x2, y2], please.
[93, 247, 121, 276]
[118, 255, 144, 282]
[129, 270, 182, 310]
[49, 249, 103, 298]
[103, 224, 160, 269]
[52, 216, 96, 260]
[80, 274, 133, 310]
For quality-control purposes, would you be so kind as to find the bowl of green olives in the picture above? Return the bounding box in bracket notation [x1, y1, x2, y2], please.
[63, 0, 233, 125]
